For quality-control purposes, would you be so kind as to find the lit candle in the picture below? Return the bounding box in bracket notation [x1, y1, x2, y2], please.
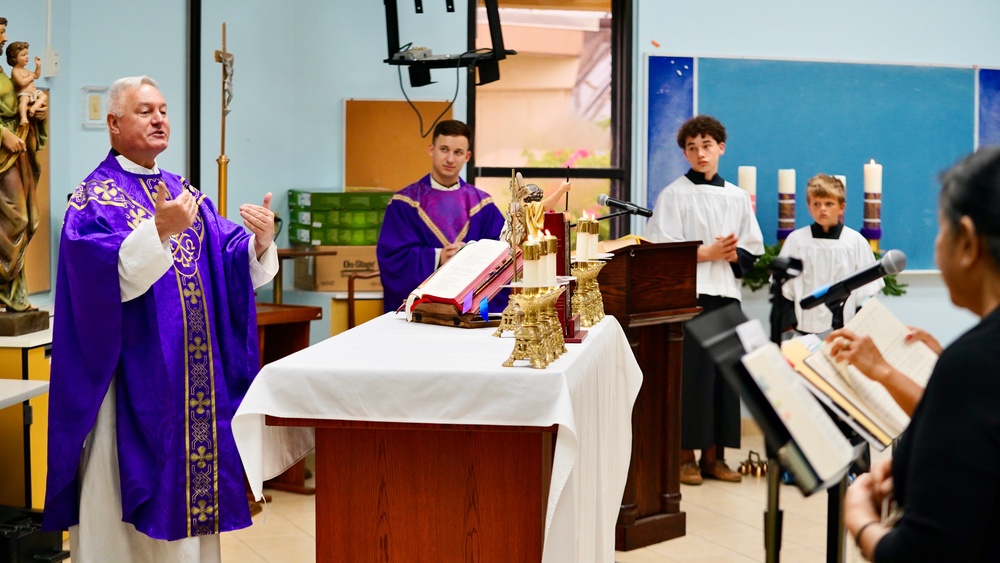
[738, 165, 757, 212]
[862, 159, 883, 251]
[863, 159, 882, 194]
[544, 230, 558, 285]
[575, 214, 590, 261]
[522, 238, 541, 287]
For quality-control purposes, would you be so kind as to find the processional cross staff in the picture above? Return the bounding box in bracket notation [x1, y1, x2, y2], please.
[214, 22, 234, 218]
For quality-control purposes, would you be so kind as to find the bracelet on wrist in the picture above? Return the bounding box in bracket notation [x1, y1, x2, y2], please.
[855, 520, 880, 551]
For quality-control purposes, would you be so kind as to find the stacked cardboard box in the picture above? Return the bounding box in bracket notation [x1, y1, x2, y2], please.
[287, 190, 393, 246]
[288, 189, 392, 291]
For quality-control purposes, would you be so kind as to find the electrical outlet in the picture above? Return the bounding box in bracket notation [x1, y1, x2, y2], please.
[42, 48, 59, 78]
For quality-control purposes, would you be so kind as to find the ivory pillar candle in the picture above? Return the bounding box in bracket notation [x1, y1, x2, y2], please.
[738, 166, 757, 212]
[863, 159, 883, 194]
[544, 231, 558, 284]
[862, 159, 883, 251]
[575, 217, 590, 261]
[522, 239, 541, 286]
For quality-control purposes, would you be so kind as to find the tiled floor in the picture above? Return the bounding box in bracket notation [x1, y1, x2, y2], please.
[67, 434, 881, 562]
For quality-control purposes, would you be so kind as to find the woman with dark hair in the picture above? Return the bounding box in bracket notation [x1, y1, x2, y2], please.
[842, 146, 1000, 561]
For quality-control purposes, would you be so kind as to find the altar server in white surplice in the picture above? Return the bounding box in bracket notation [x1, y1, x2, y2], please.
[778, 173, 883, 334]
[644, 115, 764, 486]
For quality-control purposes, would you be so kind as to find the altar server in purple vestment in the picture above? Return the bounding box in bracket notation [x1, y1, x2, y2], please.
[43, 76, 278, 562]
[376, 119, 506, 313]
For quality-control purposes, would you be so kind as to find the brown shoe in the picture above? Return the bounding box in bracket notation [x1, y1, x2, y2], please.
[701, 459, 742, 482]
[680, 461, 703, 486]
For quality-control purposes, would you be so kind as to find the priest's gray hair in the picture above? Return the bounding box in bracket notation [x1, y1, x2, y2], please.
[107, 76, 159, 117]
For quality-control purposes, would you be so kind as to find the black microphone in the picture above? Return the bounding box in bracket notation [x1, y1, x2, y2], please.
[597, 194, 653, 218]
[799, 249, 906, 310]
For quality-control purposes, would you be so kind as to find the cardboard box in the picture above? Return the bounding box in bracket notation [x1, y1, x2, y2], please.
[293, 245, 382, 292]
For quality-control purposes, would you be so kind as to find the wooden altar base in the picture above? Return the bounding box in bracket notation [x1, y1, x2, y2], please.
[271, 418, 555, 562]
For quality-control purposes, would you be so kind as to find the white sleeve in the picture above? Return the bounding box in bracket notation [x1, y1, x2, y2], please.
[737, 194, 765, 255]
[118, 218, 173, 302]
[248, 237, 279, 289]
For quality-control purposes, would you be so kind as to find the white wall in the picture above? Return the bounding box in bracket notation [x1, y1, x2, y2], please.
[18, 0, 999, 342]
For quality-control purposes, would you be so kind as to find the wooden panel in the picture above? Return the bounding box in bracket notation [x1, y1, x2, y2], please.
[344, 100, 452, 190]
[24, 96, 50, 294]
[599, 242, 698, 325]
[315, 425, 551, 562]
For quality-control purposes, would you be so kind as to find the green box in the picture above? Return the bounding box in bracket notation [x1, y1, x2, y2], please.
[288, 205, 312, 226]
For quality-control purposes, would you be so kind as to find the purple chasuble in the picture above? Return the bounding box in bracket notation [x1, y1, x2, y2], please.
[44, 151, 259, 540]
[376, 174, 506, 313]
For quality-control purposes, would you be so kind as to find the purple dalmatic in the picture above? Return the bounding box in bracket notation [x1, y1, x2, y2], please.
[376, 174, 506, 313]
[44, 151, 260, 540]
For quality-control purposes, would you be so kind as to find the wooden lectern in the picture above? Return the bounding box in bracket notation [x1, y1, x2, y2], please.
[598, 241, 700, 551]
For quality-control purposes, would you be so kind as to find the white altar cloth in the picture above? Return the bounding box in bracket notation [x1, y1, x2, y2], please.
[233, 312, 642, 563]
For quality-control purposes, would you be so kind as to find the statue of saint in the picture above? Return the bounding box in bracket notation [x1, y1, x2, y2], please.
[0, 17, 48, 312]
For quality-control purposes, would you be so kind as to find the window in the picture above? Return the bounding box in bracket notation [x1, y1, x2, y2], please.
[468, 0, 631, 239]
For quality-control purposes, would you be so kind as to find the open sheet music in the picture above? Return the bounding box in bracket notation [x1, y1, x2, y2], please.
[740, 340, 856, 486]
[782, 298, 937, 448]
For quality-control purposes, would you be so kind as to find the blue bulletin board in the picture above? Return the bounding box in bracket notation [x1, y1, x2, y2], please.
[646, 55, 981, 270]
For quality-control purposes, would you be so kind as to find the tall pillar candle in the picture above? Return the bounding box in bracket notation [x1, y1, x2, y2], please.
[575, 217, 591, 262]
[777, 168, 796, 241]
[544, 231, 558, 285]
[862, 159, 883, 251]
[522, 239, 541, 287]
[588, 218, 600, 259]
[738, 166, 757, 213]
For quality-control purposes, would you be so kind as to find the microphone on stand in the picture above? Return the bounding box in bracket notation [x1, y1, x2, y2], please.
[597, 194, 653, 218]
[799, 249, 906, 310]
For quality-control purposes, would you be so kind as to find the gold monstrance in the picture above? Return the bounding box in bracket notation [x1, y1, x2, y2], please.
[214, 23, 235, 217]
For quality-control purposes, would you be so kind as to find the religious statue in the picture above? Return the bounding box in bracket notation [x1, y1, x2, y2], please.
[522, 183, 546, 240]
[500, 171, 530, 250]
[0, 16, 48, 314]
[6, 41, 46, 126]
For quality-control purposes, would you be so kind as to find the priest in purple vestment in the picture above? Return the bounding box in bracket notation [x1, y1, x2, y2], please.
[43, 76, 278, 562]
[376, 119, 505, 313]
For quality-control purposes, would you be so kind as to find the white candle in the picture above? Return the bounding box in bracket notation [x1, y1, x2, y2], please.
[544, 231, 558, 285]
[738, 166, 757, 196]
[575, 216, 589, 261]
[588, 218, 599, 260]
[864, 159, 882, 194]
[778, 169, 796, 195]
[522, 239, 540, 287]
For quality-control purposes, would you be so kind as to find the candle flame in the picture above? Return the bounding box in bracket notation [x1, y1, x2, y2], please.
[544, 229, 551, 236]
[869, 159, 876, 165]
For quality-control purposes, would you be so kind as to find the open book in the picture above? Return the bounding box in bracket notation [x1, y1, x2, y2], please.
[781, 298, 937, 448]
[598, 234, 651, 254]
[405, 239, 518, 320]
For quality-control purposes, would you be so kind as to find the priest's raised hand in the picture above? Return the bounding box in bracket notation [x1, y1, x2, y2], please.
[240, 191, 275, 258]
[152, 180, 198, 242]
